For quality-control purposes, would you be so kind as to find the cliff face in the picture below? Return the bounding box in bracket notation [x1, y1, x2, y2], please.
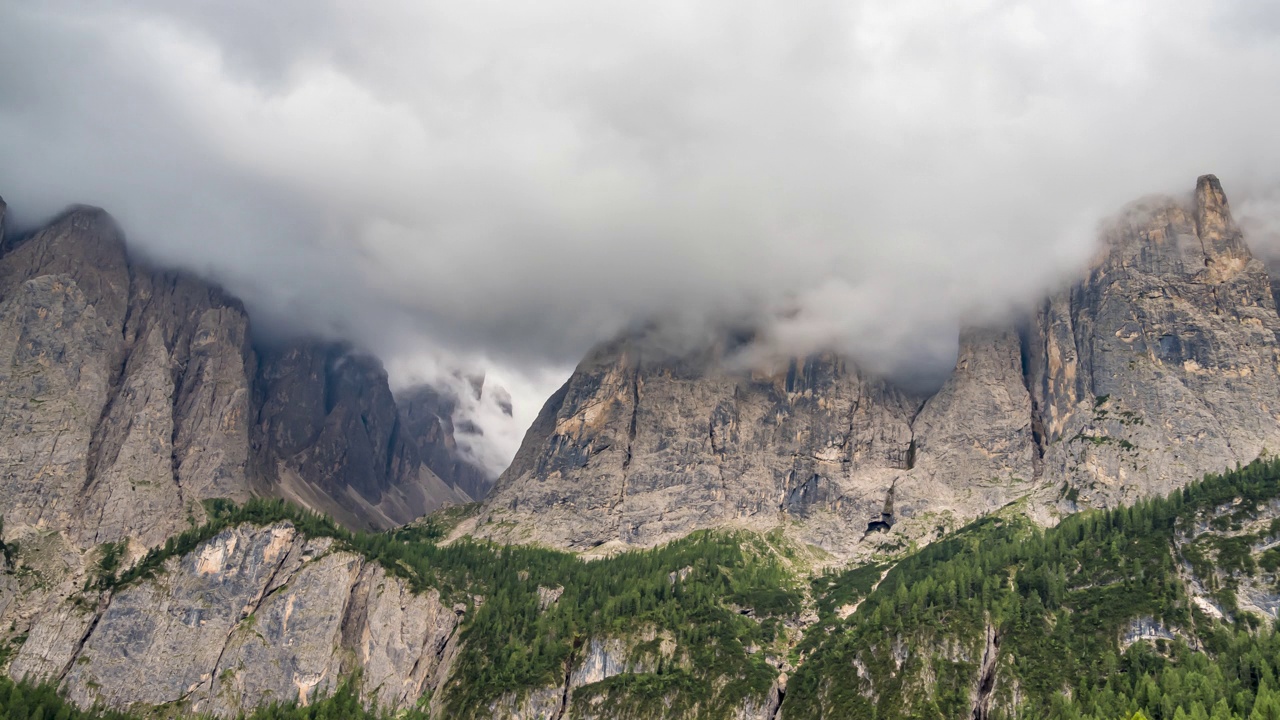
[478, 325, 1038, 555]
[397, 384, 497, 502]
[12, 176, 1269, 561]
[9, 523, 461, 716]
[7, 521, 777, 719]
[1024, 174, 1280, 508]
[0, 200, 487, 716]
[480, 175, 1280, 554]
[0, 204, 468, 552]
[7, 176, 1280, 719]
[252, 343, 471, 531]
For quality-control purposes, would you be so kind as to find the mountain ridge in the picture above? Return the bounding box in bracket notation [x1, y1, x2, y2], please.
[8, 175, 1280, 720]
[475, 175, 1280, 558]
[0, 200, 494, 547]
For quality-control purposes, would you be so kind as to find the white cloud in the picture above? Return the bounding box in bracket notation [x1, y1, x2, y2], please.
[1, 0, 1279, 469]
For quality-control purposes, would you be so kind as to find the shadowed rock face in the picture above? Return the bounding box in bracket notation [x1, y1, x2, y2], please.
[0, 204, 468, 548]
[480, 175, 1280, 555]
[252, 343, 471, 530]
[397, 384, 496, 502]
[0, 198, 490, 719]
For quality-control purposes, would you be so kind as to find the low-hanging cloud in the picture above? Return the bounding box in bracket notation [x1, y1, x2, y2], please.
[2, 0, 1279, 470]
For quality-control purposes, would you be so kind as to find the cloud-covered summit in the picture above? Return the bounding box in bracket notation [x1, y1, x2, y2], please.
[2, 0, 1279, 467]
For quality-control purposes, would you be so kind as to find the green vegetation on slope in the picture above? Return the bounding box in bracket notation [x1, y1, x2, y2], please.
[89, 497, 803, 718]
[786, 457, 1280, 720]
[442, 531, 797, 718]
[15, 460, 1280, 719]
[0, 675, 425, 720]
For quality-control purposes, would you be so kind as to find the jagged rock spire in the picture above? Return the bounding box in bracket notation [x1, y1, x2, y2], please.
[1024, 174, 1280, 508]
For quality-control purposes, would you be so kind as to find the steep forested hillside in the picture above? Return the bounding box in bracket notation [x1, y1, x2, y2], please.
[3, 498, 805, 718]
[789, 458, 1280, 720]
[7, 459, 1280, 719]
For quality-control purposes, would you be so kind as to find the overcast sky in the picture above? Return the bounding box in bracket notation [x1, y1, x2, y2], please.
[1, 1, 1279, 472]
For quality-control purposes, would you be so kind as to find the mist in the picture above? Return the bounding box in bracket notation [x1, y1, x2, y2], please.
[2, 0, 1279, 471]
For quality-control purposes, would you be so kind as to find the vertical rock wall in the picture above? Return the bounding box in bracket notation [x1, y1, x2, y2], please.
[0, 205, 473, 552]
[482, 176, 1280, 554]
[9, 523, 461, 716]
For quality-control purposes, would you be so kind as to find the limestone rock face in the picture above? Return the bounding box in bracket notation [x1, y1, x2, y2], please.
[0, 204, 466, 550]
[0, 199, 485, 718]
[482, 176, 1280, 554]
[0, 208, 141, 543]
[905, 327, 1039, 523]
[1024, 174, 1280, 508]
[11, 523, 460, 716]
[479, 328, 1036, 554]
[8, 175, 1280, 718]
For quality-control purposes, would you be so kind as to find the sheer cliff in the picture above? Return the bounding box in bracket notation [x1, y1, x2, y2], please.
[1024, 175, 1280, 508]
[0, 202, 482, 552]
[478, 175, 1280, 555]
[398, 384, 498, 502]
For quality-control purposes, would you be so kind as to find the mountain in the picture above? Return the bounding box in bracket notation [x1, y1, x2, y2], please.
[0, 201, 491, 549]
[7, 175, 1280, 720]
[476, 175, 1280, 557]
[1025, 175, 1280, 507]
[784, 458, 1280, 719]
[8, 503, 464, 718]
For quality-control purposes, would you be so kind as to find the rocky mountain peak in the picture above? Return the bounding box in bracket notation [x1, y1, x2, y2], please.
[0, 204, 130, 323]
[251, 341, 462, 530]
[477, 322, 1025, 555]
[1097, 173, 1257, 287]
[1019, 174, 1280, 508]
[9, 177, 1280, 720]
[0, 200, 475, 552]
[1194, 173, 1235, 239]
[479, 176, 1280, 556]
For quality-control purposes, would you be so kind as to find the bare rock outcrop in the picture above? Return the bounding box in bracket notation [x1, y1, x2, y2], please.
[253, 343, 468, 531]
[397, 384, 496, 502]
[8, 175, 1280, 718]
[478, 326, 1034, 555]
[0, 208, 136, 542]
[11, 523, 460, 716]
[0, 198, 492, 719]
